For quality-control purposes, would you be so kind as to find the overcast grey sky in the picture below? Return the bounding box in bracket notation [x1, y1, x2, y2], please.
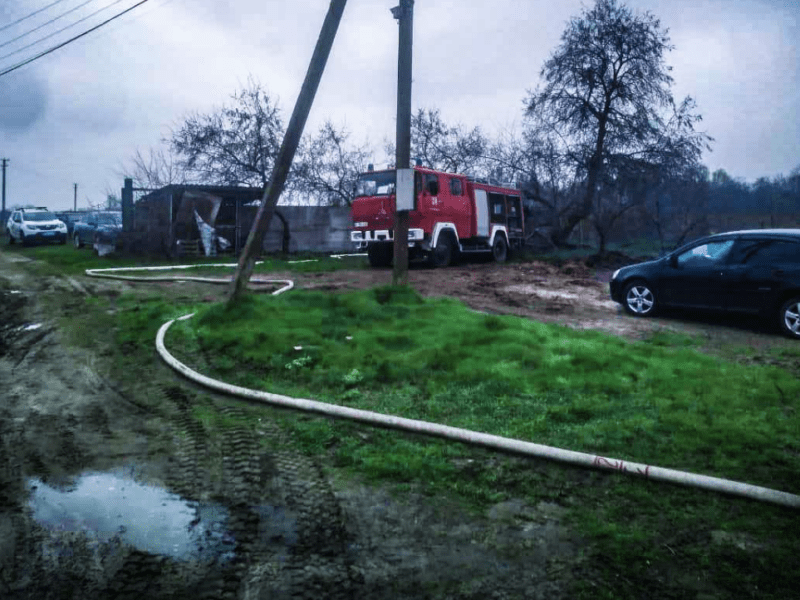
[0, 0, 797, 211]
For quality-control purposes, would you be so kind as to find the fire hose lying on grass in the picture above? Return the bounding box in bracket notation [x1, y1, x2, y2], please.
[87, 264, 800, 509]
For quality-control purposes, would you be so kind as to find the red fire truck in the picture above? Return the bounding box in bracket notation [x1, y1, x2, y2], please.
[350, 165, 525, 267]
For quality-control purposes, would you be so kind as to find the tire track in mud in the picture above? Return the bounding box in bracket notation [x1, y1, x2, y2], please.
[160, 384, 361, 599]
[218, 404, 362, 600]
[163, 385, 209, 499]
[160, 385, 231, 600]
[263, 441, 364, 600]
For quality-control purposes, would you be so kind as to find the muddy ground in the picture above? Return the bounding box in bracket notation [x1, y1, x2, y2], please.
[298, 257, 799, 358]
[0, 249, 795, 599]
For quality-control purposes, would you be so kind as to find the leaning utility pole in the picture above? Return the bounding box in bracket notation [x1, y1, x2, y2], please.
[228, 0, 348, 303]
[391, 0, 414, 285]
[1, 158, 8, 224]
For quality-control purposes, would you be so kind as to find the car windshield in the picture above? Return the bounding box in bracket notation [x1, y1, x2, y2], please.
[97, 213, 121, 225]
[355, 171, 396, 197]
[24, 211, 57, 222]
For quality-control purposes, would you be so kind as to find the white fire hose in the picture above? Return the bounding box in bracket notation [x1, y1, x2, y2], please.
[87, 264, 800, 509]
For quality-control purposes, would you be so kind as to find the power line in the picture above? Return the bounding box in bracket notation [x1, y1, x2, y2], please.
[0, 0, 128, 61]
[0, 0, 100, 50]
[0, 0, 150, 77]
[0, 0, 71, 33]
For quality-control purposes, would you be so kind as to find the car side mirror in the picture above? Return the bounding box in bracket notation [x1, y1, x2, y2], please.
[669, 255, 679, 268]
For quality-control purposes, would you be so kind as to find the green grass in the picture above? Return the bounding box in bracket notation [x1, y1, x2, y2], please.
[2, 243, 367, 276]
[162, 286, 800, 597]
[166, 287, 799, 492]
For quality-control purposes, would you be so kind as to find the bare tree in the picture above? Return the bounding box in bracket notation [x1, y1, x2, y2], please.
[170, 77, 285, 187]
[119, 146, 186, 190]
[525, 0, 711, 247]
[387, 108, 489, 175]
[486, 123, 585, 245]
[293, 121, 371, 206]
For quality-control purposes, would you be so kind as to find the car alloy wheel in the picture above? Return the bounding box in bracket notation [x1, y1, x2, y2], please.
[623, 281, 655, 316]
[780, 297, 800, 339]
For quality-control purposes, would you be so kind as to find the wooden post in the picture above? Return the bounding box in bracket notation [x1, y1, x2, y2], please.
[122, 178, 134, 232]
[392, 0, 414, 286]
[228, 0, 348, 303]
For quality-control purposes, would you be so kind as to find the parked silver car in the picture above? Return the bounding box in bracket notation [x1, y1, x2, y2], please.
[6, 208, 68, 245]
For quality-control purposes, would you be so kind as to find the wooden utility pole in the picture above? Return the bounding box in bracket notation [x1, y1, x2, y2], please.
[227, 0, 348, 303]
[391, 0, 414, 285]
[1, 158, 8, 223]
[73, 183, 78, 211]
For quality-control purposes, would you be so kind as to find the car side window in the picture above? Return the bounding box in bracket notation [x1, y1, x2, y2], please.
[737, 240, 800, 265]
[676, 240, 734, 267]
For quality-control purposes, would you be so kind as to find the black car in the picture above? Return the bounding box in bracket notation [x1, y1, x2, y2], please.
[54, 211, 83, 236]
[609, 229, 800, 338]
[72, 211, 122, 249]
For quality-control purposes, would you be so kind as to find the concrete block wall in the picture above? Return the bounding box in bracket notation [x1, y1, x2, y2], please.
[263, 206, 353, 253]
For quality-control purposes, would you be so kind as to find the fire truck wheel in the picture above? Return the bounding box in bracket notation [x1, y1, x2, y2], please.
[367, 243, 393, 268]
[430, 233, 454, 268]
[492, 235, 508, 263]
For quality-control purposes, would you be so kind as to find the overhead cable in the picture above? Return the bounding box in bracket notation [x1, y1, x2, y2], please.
[0, 0, 71, 33]
[0, 0, 99, 50]
[0, 0, 129, 61]
[0, 0, 149, 78]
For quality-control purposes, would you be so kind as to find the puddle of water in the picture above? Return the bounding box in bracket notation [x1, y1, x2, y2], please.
[28, 472, 236, 561]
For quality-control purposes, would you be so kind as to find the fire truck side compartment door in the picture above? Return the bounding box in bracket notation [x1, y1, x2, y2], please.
[474, 189, 489, 237]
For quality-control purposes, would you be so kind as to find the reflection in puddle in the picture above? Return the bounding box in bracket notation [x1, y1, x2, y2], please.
[28, 473, 235, 561]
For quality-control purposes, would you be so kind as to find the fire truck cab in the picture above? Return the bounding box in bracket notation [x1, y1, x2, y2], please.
[350, 166, 525, 267]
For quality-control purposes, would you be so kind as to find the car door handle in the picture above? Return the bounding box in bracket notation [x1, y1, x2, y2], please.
[772, 269, 784, 276]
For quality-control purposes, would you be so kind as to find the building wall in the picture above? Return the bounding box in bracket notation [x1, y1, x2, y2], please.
[129, 185, 354, 256]
[264, 206, 353, 253]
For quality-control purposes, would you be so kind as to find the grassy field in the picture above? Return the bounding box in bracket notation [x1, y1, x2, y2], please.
[167, 288, 798, 490]
[152, 285, 800, 599]
[2, 243, 366, 276]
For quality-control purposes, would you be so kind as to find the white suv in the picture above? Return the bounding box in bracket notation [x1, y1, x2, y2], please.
[6, 207, 68, 246]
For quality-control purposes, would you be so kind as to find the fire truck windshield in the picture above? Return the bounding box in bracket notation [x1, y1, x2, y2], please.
[355, 171, 396, 197]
